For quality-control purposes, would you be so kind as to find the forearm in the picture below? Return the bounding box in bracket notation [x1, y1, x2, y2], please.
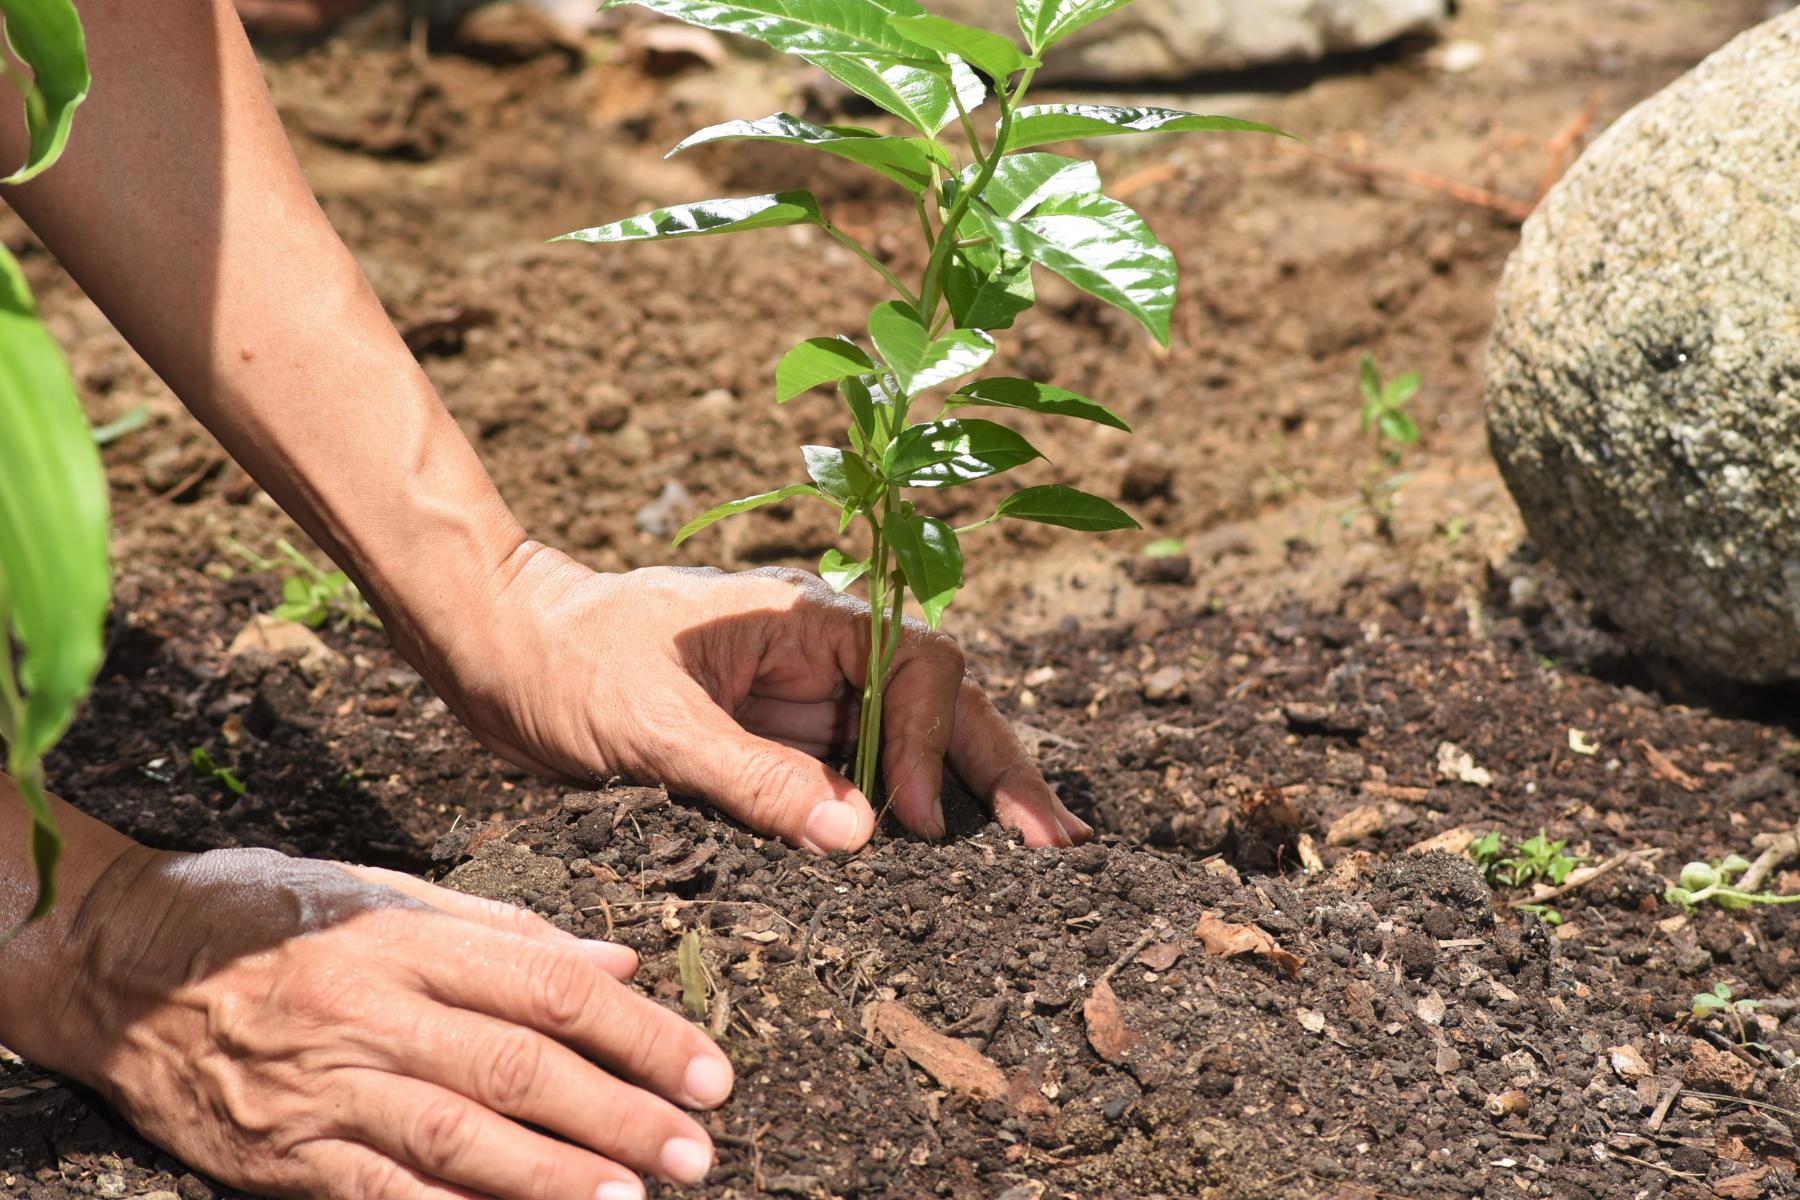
[0, 778, 140, 1073]
[0, 0, 527, 667]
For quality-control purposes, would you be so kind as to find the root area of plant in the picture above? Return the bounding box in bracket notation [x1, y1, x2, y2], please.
[7, 566, 1800, 1200]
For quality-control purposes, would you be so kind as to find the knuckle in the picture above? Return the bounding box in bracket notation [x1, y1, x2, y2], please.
[402, 1094, 476, 1174]
[479, 1027, 547, 1109]
[346, 1155, 411, 1200]
[735, 750, 810, 828]
[527, 946, 599, 1033]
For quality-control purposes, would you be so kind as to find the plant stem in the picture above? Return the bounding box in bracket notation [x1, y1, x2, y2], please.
[855, 514, 889, 799]
[822, 221, 919, 306]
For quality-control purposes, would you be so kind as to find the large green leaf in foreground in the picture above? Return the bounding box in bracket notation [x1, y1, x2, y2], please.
[555, 192, 824, 245]
[867, 301, 994, 396]
[883, 512, 961, 628]
[0, 0, 88, 183]
[807, 53, 985, 136]
[884, 418, 1042, 487]
[1005, 105, 1290, 153]
[946, 377, 1130, 431]
[997, 484, 1139, 531]
[672, 483, 819, 546]
[0, 245, 109, 926]
[606, 0, 937, 58]
[1014, 0, 1135, 54]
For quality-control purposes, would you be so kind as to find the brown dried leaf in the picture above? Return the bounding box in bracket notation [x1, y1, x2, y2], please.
[870, 1002, 1007, 1101]
[1136, 941, 1185, 972]
[1082, 979, 1144, 1065]
[1193, 912, 1304, 980]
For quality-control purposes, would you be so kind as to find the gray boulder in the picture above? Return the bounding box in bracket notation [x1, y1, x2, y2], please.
[933, 0, 1446, 82]
[1485, 11, 1800, 683]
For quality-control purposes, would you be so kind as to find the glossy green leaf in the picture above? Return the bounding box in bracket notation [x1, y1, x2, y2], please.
[671, 483, 820, 546]
[946, 377, 1129, 431]
[841, 374, 881, 447]
[944, 241, 1035, 330]
[887, 13, 1037, 81]
[884, 418, 1042, 487]
[0, 0, 88, 184]
[809, 52, 984, 135]
[969, 193, 1176, 345]
[963, 152, 1100, 219]
[1014, 0, 1135, 54]
[0, 243, 109, 930]
[867, 300, 995, 396]
[996, 484, 1140, 531]
[818, 548, 870, 592]
[554, 192, 823, 245]
[803, 445, 877, 504]
[882, 512, 961, 628]
[1004, 104, 1291, 153]
[776, 336, 876, 402]
[608, 0, 938, 59]
[669, 114, 947, 193]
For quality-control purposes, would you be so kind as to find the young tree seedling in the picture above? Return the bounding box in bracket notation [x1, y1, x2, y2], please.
[555, 0, 1290, 800]
[1665, 855, 1800, 912]
[1692, 982, 1766, 1049]
[1344, 352, 1420, 542]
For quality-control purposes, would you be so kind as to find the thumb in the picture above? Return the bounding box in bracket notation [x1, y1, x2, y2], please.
[643, 684, 876, 855]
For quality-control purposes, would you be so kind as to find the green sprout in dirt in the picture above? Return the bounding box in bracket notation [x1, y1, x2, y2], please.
[554, 0, 1290, 800]
[1344, 352, 1420, 542]
[1470, 829, 1587, 890]
[1692, 982, 1767, 1049]
[226, 537, 381, 630]
[190, 747, 245, 796]
[1665, 856, 1800, 912]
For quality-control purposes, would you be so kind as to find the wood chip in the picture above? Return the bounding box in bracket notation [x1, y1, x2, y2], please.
[1193, 912, 1303, 979]
[869, 1002, 1007, 1101]
[1326, 804, 1386, 847]
[1082, 978, 1144, 1065]
[1136, 941, 1184, 972]
[1610, 1044, 1651, 1081]
[1409, 825, 1479, 856]
[1637, 739, 1700, 792]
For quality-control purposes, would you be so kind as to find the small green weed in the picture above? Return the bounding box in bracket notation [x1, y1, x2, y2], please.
[226, 538, 381, 630]
[1692, 982, 1765, 1048]
[1470, 829, 1587, 890]
[190, 746, 245, 796]
[1665, 856, 1800, 912]
[1342, 353, 1421, 542]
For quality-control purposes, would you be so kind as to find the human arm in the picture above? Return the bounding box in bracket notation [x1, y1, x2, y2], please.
[0, 777, 734, 1200]
[0, 0, 1087, 851]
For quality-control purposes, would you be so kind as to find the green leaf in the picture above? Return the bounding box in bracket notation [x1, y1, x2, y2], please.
[776, 336, 876, 402]
[802, 446, 877, 504]
[883, 512, 961, 628]
[671, 483, 820, 546]
[1679, 861, 1720, 892]
[946, 377, 1129, 431]
[1384, 371, 1421, 407]
[1379, 409, 1419, 446]
[842, 374, 880, 446]
[996, 485, 1140, 531]
[1358, 352, 1382, 406]
[0, 244, 108, 930]
[867, 300, 995, 396]
[1004, 105, 1292, 153]
[964, 152, 1101, 219]
[887, 13, 1037, 81]
[608, 0, 939, 59]
[0, 0, 88, 184]
[668, 114, 946, 194]
[944, 241, 1035, 331]
[969, 194, 1176, 345]
[1143, 537, 1184, 557]
[1014, 0, 1135, 55]
[90, 402, 148, 446]
[807, 53, 984, 135]
[554, 192, 823, 246]
[818, 548, 869, 592]
[885, 418, 1042, 487]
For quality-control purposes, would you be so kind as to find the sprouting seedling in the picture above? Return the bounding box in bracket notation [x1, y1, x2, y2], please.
[1470, 828, 1587, 890]
[190, 746, 245, 796]
[1345, 352, 1421, 542]
[1692, 982, 1765, 1047]
[551, 0, 1292, 803]
[677, 928, 710, 1022]
[226, 537, 381, 631]
[1665, 856, 1800, 912]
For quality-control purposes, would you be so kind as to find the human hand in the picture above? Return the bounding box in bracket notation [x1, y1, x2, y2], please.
[25, 846, 732, 1200]
[407, 546, 1089, 852]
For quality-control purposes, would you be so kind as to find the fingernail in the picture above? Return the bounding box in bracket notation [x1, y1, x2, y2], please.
[685, 1053, 733, 1107]
[927, 796, 946, 840]
[596, 1182, 643, 1200]
[803, 800, 860, 853]
[661, 1137, 712, 1185]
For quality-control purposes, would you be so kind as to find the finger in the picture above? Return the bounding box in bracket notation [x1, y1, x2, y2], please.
[734, 696, 859, 751]
[340, 1069, 707, 1196]
[404, 922, 734, 1112]
[634, 680, 874, 855]
[945, 674, 1070, 848]
[304, 1139, 513, 1200]
[873, 621, 966, 840]
[336, 864, 638, 981]
[380, 1004, 711, 1183]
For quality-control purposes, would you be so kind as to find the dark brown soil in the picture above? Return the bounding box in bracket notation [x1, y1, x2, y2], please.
[8, 2, 1800, 1199]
